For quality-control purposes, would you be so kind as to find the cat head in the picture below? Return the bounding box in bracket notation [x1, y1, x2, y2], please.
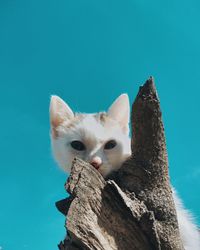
[49, 94, 131, 177]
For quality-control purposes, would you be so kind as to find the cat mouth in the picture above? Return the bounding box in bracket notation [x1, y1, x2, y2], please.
[92, 165, 100, 170]
[90, 162, 101, 170]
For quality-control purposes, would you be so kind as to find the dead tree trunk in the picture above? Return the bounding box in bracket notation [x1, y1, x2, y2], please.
[56, 77, 184, 250]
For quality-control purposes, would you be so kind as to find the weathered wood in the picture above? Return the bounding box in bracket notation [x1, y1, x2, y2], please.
[56, 77, 183, 250]
[118, 77, 183, 249]
[62, 158, 163, 250]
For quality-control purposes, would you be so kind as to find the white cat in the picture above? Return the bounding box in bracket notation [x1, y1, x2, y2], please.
[50, 94, 200, 250]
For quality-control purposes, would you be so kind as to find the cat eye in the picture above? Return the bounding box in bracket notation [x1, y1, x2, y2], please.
[70, 140, 86, 151]
[104, 140, 117, 150]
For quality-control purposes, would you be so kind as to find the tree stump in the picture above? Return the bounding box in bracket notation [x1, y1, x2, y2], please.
[56, 77, 184, 250]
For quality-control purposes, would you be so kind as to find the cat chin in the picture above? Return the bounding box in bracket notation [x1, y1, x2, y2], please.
[98, 164, 121, 178]
[98, 168, 110, 178]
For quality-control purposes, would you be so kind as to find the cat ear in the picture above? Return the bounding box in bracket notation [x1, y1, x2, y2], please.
[50, 95, 74, 130]
[107, 94, 130, 134]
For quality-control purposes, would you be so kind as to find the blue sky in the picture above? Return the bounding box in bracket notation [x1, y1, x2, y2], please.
[0, 0, 200, 249]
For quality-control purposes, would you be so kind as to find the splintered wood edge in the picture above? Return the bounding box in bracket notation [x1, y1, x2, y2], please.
[63, 159, 161, 250]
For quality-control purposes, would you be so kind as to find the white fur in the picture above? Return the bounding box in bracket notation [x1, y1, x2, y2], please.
[50, 94, 200, 249]
[50, 95, 74, 124]
[173, 189, 200, 249]
[51, 114, 130, 177]
[108, 94, 130, 134]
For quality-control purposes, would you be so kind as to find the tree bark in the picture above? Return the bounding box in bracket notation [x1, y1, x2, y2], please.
[56, 77, 184, 250]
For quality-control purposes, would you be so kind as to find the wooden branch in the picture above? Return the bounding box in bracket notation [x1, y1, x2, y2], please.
[56, 77, 183, 250]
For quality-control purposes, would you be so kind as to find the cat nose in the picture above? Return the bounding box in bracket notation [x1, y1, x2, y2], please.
[90, 156, 102, 170]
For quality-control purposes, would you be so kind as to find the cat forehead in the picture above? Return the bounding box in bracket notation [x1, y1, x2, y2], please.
[76, 113, 118, 138]
[65, 112, 121, 141]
